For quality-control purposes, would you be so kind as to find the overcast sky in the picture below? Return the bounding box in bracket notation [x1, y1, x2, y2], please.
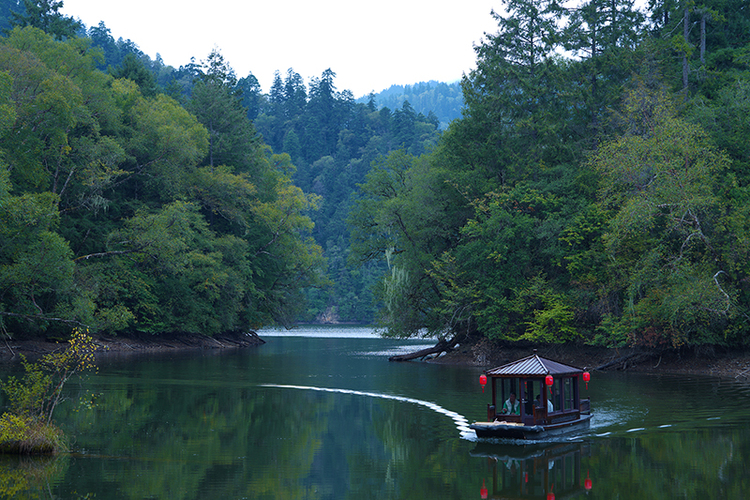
[60, 0, 502, 98]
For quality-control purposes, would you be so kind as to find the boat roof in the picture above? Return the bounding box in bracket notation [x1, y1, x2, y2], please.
[485, 353, 583, 378]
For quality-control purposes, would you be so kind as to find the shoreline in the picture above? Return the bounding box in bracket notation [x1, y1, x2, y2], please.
[3, 332, 750, 380]
[429, 337, 750, 380]
[0, 331, 265, 361]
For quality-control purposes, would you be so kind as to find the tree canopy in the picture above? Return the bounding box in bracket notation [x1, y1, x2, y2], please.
[0, 27, 325, 339]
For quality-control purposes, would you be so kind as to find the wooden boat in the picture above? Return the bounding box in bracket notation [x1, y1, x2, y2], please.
[470, 351, 592, 440]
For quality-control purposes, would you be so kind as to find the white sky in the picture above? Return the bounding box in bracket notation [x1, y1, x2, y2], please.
[61, 0, 502, 98]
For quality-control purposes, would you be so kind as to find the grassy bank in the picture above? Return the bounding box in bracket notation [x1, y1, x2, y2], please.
[0, 415, 65, 454]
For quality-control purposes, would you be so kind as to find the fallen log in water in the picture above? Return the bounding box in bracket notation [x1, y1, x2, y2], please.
[389, 337, 459, 362]
[595, 352, 652, 371]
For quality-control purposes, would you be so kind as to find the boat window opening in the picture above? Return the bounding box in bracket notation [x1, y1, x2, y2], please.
[550, 379, 559, 413]
[563, 377, 574, 410]
[525, 380, 539, 415]
[531, 379, 550, 413]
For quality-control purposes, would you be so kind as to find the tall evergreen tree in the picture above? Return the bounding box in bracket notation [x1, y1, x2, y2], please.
[283, 68, 306, 119]
[9, 0, 80, 39]
[565, 0, 645, 137]
[236, 72, 263, 120]
[111, 52, 157, 97]
[188, 49, 262, 173]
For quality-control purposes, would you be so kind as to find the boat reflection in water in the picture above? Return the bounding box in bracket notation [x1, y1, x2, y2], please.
[471, 442, 592, 499]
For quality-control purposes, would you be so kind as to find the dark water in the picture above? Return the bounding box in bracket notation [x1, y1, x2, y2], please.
[2, 326, 750, 499]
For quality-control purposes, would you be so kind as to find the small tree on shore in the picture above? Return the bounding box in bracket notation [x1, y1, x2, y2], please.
[0, 329, 98, 453]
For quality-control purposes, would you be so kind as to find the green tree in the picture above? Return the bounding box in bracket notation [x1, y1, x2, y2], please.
[237, 71, 263, 120]
[1, 28, 326, 338]
[457, 0, 572, 188]
[349, 150, 467, 337]
[591, 82, 731, 347]
[111, 52, 158, 97]
[428, 184, 581, 342]
[0, 329, 96, 453]
[565, 0, 645, 137]
[188, 49, 263, 173]
[9, 0, 80, 39]
[283, 68, 306, 119]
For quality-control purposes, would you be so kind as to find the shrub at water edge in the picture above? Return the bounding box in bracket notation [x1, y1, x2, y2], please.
[0, 330, 98, 454]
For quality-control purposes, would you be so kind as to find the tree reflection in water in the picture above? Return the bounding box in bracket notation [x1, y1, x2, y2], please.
[0, 455, 68, 499]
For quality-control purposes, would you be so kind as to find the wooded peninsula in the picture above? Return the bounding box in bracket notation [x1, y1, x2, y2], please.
[2, 0, 750, 358]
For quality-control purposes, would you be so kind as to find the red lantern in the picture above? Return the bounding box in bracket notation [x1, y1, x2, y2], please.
[545, 375, 554, 386]
[479, 374, 487, 393]
[547, 493, 555, 500]
[480, 479, 488, 499]
[585, 477, 592, 490]
[583, 371, 590, 390]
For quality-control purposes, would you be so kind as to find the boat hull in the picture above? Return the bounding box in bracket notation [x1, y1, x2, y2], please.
[470, 414, 592, 440]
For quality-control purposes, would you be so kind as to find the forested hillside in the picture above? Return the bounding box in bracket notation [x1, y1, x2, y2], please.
[350, 0, 750, 350]
[76, 28, 445, 325]
[5, 0, 750, 352]
[1, 1, 450, 329]
[251, 70, 442, 322]
[0, 19, 326, 338]
[358, 81, 463, 129]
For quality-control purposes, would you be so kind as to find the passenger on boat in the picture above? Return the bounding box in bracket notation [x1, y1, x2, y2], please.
[501, 392, 520, 415]
[536, 394, 553, 412]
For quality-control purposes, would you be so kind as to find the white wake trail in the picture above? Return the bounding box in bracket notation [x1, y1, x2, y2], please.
[261, 384, 474, 438]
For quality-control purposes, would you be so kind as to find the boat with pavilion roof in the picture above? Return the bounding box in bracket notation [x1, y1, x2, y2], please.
[469, 351, 592, 440]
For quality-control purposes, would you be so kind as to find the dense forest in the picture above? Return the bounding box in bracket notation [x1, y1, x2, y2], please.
[0, 0, 444, 337]
[3, 0, 750, 353]
[78, 20, 447, 325]
[350, 0, 750, 349]
[0, 3, 331, 338]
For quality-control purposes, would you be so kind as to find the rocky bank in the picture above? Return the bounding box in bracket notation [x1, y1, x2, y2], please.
[430, 337, 750, 380]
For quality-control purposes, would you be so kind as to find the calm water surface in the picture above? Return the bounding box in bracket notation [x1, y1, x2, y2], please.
[2, 325, 750, 499]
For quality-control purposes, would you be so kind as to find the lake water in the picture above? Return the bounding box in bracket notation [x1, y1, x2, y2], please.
[2, 325, 750, 499]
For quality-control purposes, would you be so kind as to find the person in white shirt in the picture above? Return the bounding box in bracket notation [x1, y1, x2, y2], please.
[536, 394, 553, 412]
[501, 392, 520, 415]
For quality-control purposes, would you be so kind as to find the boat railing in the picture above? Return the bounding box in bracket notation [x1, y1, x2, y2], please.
[532, 406, 549, 424]
[532, 406, 584, 425]
[488, 404, 524, 423]
[487, 399, 590, 425]
[548, 410, 580, 425]
[496, 414, 522, 423]
[580, 398, 591, 415]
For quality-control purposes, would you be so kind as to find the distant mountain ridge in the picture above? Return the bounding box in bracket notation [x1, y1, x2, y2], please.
[358, 80, 464, 130]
